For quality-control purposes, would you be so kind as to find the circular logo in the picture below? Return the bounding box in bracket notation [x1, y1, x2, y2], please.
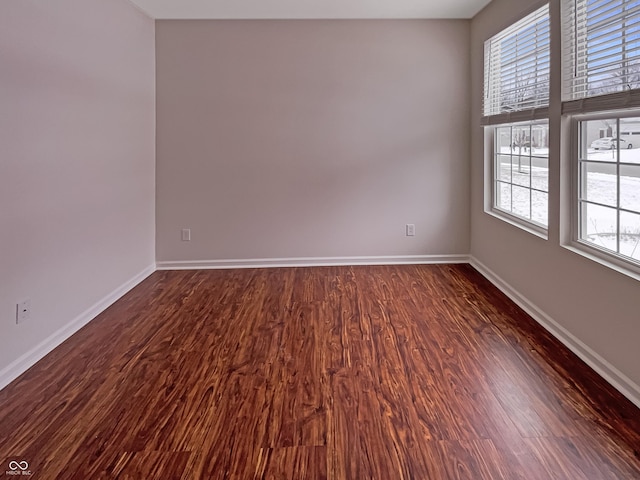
[8, 461, 29, 471]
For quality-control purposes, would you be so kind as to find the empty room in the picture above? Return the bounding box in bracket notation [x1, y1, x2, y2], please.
[1, 0, 639, 478]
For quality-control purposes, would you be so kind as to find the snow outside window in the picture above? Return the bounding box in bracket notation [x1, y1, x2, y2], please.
[494, 122, 549, 229]
[577, 116, 640, 264]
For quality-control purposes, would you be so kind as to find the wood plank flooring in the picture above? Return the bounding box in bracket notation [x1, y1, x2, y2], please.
[0, 264, 639, 479]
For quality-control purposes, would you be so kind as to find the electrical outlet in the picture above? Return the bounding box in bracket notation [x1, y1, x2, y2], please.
[181, 228, 191, 241]
[16, 298, 31, 324]
[406, 224, 416, 237]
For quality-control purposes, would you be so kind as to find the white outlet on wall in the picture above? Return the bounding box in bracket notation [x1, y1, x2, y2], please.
[16, 298, 31, 324]
[181, 228, 191, 241]
[406, 224, 416, 236]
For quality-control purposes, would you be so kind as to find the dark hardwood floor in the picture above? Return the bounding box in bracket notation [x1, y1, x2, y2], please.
[0, 264, 639, 479]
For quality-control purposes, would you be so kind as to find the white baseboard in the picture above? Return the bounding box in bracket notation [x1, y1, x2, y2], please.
[156, 254, 470, 270]
[469, 256, 640, 409]
[0, 264, 156, 391]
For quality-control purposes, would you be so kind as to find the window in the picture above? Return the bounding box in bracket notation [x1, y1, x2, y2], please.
[483, 5, 550, 122]
[494, 121, 549, 229]
[564, 0, 640, 271]
[576, 115, 640, 264]
[483, 5, 550, 232]
[564, 0, 640, 113]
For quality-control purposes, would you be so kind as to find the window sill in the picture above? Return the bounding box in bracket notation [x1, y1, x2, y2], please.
[485, 208, 549, 240]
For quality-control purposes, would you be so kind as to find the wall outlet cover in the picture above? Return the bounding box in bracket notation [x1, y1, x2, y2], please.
[16, 298, 31, 324]
[406, 224, 416, 236]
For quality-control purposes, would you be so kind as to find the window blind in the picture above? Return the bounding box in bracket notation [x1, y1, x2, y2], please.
[563, 0, 640, 114]
[482, 5, 550, 125]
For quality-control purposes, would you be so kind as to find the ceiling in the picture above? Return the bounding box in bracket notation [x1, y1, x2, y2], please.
[127, 0, 492, 20]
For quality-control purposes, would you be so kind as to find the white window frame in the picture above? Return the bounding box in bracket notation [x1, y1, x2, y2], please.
[483, 4, 550, 123]
[566, 110, 640, 279]
[483, 4, 550, 237]
[562, 0, 640, 279]
[488, 120, 550, 237]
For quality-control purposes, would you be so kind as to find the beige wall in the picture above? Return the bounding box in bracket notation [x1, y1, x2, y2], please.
[470, 0, 640, 395]
[156, 20, 470, 263]
[0, 0, 155, 376]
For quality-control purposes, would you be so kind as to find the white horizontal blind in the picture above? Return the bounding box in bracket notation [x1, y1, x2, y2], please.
[563, 0, 640, 113]
[483, 5, 550, 125]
